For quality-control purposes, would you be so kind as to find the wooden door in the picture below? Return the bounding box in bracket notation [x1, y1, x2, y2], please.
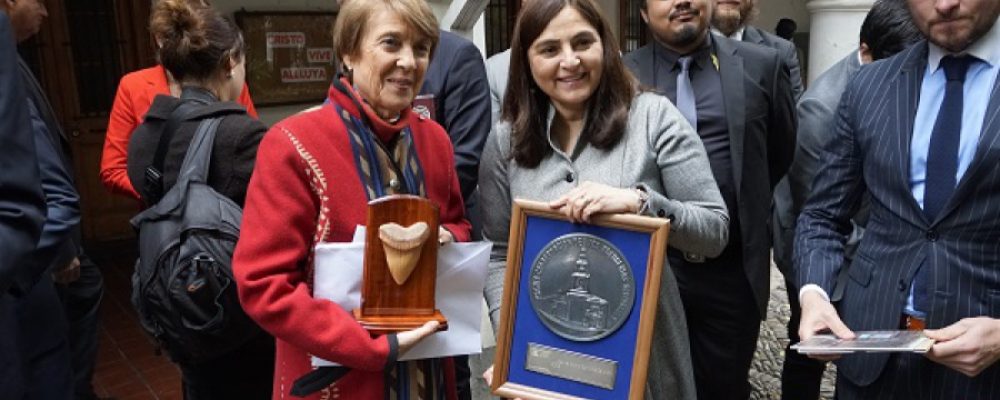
[20, 0, 154, 243]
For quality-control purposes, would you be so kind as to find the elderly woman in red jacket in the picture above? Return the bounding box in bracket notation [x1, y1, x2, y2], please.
[232, 0, 470, 398]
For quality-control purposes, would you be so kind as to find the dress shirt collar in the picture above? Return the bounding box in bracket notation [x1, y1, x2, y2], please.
[927, 17, 1000, 71]
[711, 26, 745, 41]
[653, 34, 715, 72]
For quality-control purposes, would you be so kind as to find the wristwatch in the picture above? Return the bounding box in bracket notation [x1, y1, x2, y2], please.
[634, 186, 650, 214]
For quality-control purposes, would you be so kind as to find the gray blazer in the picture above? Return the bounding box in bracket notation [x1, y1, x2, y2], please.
[773, 51, 863, 274]
[479, 92, 729, 400]
[485, 48, 510, 125]
[743, 25, 804, 100]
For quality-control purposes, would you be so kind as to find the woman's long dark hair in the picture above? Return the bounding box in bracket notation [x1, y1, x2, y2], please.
[502, 0, 637, 168]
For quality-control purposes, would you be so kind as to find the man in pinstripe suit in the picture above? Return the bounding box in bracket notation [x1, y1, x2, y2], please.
[795, 0, 1000, 397]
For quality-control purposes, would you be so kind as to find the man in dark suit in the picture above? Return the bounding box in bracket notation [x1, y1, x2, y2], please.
[5, 0, 87, 398]
[419, 30, 490, 210]
[0, 11, 45, 399]
[796, 0, 1000, 397]
[771, 1, 922, 398]
[711, 0, 803, 98]
[15, 12, 107, 400]
[0, 12, 44, 294]
[623, 0, 796, 398]
[418, 29, 490, 400]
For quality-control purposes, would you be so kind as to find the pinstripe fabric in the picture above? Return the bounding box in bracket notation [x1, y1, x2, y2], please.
[794, 41, 1000, 397]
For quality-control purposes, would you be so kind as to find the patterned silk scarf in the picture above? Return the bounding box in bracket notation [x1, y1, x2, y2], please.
[336, 105, 427, 200]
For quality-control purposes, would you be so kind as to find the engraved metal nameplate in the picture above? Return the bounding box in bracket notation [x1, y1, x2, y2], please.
[524, 343, 618, 390]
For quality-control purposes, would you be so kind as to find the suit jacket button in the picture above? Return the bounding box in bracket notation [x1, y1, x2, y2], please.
[565, 173, 575, 183]
[657, 209, 666, 218]
[926, 230, 939, 242]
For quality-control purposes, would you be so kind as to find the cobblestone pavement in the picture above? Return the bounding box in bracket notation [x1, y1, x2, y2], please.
[750, 265, 837, 400]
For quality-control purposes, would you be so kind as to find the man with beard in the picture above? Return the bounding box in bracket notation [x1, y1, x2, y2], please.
[796, 0, 1000, 397]
[712, 0, 803, 99]
[624, 0, 796, 398]
[771, 1, 922, 398]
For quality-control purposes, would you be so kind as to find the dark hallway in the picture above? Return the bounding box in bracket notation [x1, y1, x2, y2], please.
[87, 243, 182, 400]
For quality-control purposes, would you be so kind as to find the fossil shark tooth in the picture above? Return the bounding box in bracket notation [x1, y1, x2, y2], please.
[379, 222, 430, 285]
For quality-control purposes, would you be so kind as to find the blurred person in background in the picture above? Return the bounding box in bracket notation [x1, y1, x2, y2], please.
[102, 0, 257, 201]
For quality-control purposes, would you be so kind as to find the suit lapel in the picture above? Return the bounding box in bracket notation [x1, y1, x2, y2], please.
[937, 68, 1000, 222]
[894, 44, 928, 224]
[17, 57, 72, 159]
[742, 26, 765, 46]
[715, 38, 746, 197]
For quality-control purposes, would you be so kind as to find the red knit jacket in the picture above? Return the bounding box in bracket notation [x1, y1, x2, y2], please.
[233, 83, 470, 400]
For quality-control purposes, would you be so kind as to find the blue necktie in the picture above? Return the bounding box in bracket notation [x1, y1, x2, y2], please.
[676, 56, 697, 131]
[923, 55, 972, 220]
[913, 55, 973, 314]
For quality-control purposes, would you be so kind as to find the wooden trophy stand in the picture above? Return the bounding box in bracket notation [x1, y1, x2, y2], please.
[353, 195, 448, 335]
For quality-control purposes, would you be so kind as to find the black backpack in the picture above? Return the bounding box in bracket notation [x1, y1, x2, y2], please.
[130, 103, 259, 365]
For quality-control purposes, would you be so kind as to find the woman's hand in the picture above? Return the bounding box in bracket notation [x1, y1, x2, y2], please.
[438, 227, 454, 245]
[397, 321, 441, 354]
[549, 181, 642, 223]
[482, 365, 523, 400]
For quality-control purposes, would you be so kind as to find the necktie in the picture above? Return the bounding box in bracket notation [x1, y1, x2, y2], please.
[913, 55, 973, 314]
[676, 56, 698, 131]
[923, 55, 973, 220]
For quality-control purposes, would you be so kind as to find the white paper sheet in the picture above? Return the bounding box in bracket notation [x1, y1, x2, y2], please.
[311, 226, 491, 366]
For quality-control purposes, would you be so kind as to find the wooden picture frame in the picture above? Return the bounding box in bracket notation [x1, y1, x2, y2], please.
[492, 199, 669, 400]
[234, 11, 337, 106]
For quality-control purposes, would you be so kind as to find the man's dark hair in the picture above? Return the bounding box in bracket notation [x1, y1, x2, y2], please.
[860, 0, 923, 61]
[775, 18, 797, 41]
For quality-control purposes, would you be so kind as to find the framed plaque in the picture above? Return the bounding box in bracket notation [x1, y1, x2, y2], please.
[234, 11, 337, 106]
[491, 199, 669, 400]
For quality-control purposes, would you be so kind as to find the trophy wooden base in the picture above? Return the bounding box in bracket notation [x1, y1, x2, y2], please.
[352, 308, 448, 336]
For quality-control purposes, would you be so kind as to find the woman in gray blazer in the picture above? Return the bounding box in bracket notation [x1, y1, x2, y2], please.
[478, 0, 729, 398]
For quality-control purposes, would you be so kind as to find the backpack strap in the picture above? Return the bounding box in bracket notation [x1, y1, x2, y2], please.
[144, 100, 203, 203]
[174, 116, 223, 186]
